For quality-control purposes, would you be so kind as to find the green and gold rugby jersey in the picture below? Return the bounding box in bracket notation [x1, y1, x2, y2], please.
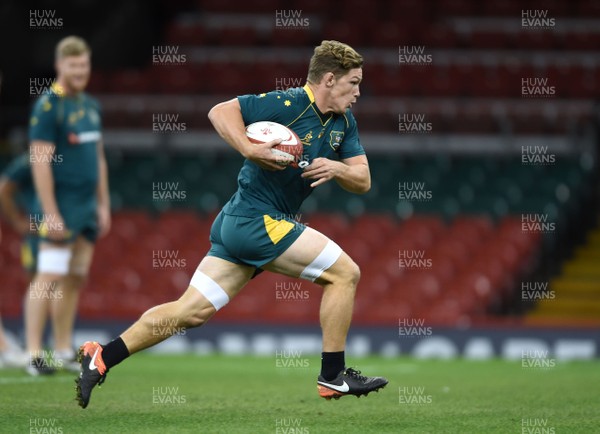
[223, 84, 365, 217]
[29, 82, 102, 205]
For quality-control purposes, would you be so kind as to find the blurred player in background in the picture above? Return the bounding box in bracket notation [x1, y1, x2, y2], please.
[0, 154, 37, 368]
[27, 36, 110, 375]
[0, 154, 39, 280]
[0, 71, 29, 368]
[0, 316, 24, 369]
[77, 40, 387, 408]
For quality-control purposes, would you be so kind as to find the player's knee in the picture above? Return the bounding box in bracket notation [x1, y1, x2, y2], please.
[177, 292, 218, 329]
[28, 274, 61, 299]
[341, 258, 361, 288]
[64, 273, 86, 291]
[351, 261, 361, 285]
[184, 309, 213, 328]
[179, 298, 215, 328]
[69, 253, 93, 280]
[302, 240, 345, 284]
[33, 273, 61, 284]
[323, 256, 360, 290]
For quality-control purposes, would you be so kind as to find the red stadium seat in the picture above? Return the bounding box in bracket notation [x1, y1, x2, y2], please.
[152, 66, 204, 94]
[322, 22, 365, 48]
[165, 22, 206, 46]
[515, 31, 557, 50]
[370, 64, 416, 96]
[86, 70, 107, 93]
[306, 213, 351, 239]
[270, 28, 312, 47]
[6, 207, 542, 325]
[337, 237, 372, 265]
[437, 0, 478, 16]
[216, 27, 261, 46]
[481, 0, 522, 16]
[370, 22, 416, 47]
[579, 0, 600, 17]
[108, 70, 153, 94]
[469, 31, 511, 49]
[422, 25, 459, 49]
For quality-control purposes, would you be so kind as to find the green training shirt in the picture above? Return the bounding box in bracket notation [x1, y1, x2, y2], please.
[29, 82, 102, 205]
[223, 84, 365, 217]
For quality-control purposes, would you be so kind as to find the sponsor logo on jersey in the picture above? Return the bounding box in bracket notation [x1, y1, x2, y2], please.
[68, 130, 102, 145]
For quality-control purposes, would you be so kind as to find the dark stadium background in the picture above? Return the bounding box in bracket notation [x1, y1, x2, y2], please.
[0, 0, 599, 359]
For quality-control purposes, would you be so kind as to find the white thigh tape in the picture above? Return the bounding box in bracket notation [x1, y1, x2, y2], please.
[190, 270, 230, 310]
[37, 247, 72, 275]
[300, 240, 342, 282]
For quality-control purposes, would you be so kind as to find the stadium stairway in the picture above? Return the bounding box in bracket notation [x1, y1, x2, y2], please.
[526, 224, 600, 326]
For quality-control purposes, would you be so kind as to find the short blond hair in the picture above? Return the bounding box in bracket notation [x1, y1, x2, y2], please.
[55, 36, 91, 60]
[307, 40, 363, 84]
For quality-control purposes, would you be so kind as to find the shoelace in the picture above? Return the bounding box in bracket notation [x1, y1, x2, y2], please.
[344, 368, 368, 382]
[97, 367, 109, 386]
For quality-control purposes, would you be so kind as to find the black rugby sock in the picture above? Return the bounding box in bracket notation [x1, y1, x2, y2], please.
[101, 337, 130, 369]
[320, 351, 345, 381]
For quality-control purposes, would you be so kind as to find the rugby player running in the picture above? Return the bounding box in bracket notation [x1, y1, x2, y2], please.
[76, 40, 388, 408]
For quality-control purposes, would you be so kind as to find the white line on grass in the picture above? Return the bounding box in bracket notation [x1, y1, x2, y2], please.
[0, 376, 74, 384]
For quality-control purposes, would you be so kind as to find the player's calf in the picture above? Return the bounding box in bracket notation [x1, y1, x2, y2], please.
[75, 273, 229, 408]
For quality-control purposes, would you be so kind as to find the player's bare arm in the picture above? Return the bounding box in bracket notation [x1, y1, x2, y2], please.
[208, 98, 284, 171]
[96, 140, 111, 238]
[30, 140, 66, 240]
[0, 176, 30, 235]
[301, 155, 370, 193]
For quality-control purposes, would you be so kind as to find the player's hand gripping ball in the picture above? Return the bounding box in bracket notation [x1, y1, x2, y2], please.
[245, 121, 304, 168]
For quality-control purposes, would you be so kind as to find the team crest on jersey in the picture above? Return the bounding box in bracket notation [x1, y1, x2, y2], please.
[329, 130, 344, 151]
[301, 131, 313, 146]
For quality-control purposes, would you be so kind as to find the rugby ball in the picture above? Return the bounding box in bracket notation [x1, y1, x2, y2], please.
[245, 121, 303, 167]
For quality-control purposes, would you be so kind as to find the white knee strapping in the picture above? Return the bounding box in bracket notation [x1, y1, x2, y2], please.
[190, 270, 230, 310]
[37, 247, 72, 275]
[300, 240, 342, 282]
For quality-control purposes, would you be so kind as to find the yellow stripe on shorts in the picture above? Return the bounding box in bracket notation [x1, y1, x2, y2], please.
[263, 215, 295, 245]
[21, 242, 33, 269]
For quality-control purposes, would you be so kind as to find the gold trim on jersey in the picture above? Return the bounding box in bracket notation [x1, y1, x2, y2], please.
[342, 113, 350, 128]
[309, 106, 332, 127]
[288, 84, 332, 128]
[303, 84, 315, 103]
[286, 104, 313, 130]
[51, 82, 65, 97]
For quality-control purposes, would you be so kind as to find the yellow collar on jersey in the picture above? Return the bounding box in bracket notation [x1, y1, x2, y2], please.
[303, 84, 315, 103]
[51, 82, 66, 97]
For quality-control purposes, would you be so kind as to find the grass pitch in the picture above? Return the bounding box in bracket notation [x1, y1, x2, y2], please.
[0, 354, 598, 433]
